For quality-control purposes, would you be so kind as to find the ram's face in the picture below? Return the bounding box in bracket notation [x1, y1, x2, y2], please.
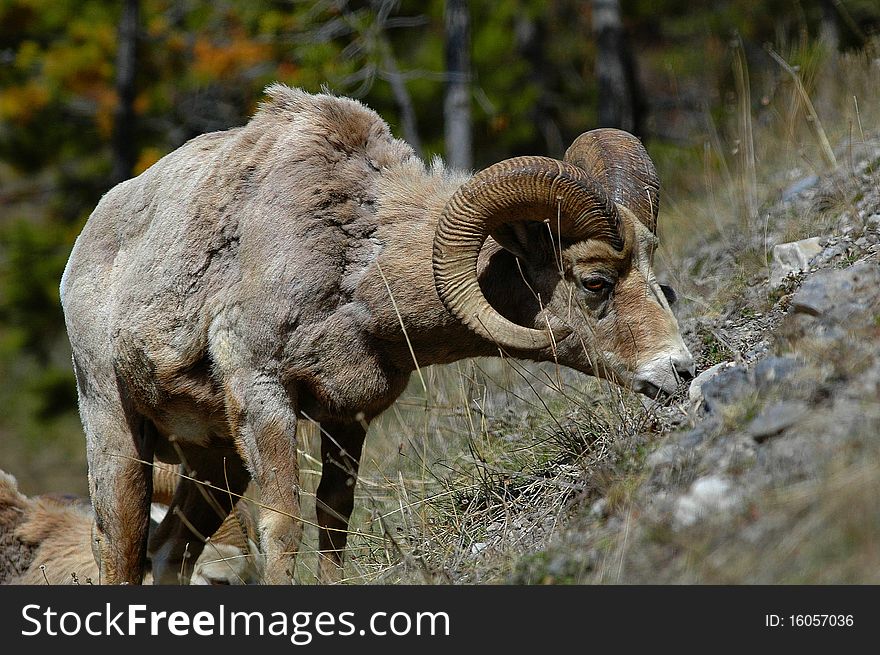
[535, 212, 694, 397]
[433, 128, 696, 399]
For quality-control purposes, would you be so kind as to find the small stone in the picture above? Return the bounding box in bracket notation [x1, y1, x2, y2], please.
[547, 554, 571, 578]
[647, 444, 679, 469]
[688, 362, 733, 410]
[674, 476, 740, 527]
[589, 498, 608, 518]
[753, 356, 803, 391]
[471, 542, 488, 555]
[790, 260, 879, 318]
[747, 400, 807, 442]
[770, 237, 824, 289]
[781, 174, 819, 201]
[695, 364, 751, 414]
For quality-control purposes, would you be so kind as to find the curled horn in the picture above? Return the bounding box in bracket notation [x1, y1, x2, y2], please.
[433, 156, 624, 351]
[564, 128, 660, 233]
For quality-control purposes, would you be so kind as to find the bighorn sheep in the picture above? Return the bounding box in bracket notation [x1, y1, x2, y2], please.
[60, 84, 694, 584]
[0, 469, 42, 583]
[0, 467, 260, 585]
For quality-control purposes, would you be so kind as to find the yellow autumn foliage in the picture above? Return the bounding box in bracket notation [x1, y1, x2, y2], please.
[0, 81, 51, 123]
[192, 31, 272, 81]
[134, 146, 164, 175]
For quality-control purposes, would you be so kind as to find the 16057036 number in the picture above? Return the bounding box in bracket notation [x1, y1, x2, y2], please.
[790, 615, 854, 627]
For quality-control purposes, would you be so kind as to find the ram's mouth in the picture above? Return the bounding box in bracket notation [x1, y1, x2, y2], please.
[631, 377, 667, 400]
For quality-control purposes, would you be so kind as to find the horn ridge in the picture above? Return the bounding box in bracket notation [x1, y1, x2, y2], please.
[433, 156, 623, 351]
[564, 128, 660, 234]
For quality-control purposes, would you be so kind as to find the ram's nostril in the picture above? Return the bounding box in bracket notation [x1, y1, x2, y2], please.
[659, 283, 678, 305]
[677, 367, 695, 384]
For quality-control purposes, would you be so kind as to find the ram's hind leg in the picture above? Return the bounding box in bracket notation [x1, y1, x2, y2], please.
[316, 420, 366, 584]
[148, 449, 250, 584]
[80, 393, 154, 585]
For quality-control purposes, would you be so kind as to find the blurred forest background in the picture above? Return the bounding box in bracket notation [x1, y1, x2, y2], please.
[1, 0, 879, 495]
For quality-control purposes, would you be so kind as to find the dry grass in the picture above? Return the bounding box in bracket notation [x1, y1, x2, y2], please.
[9, 36, 879, 586]
[657, 36, 880, 320]
[322, 361, 665, 584]
[302, 36, 880, 585]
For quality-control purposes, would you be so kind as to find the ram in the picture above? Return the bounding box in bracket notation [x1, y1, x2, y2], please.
[60, 84, 694, 584]
[0, 466, 259, 585]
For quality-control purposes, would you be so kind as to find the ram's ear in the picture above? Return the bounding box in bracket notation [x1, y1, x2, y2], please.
[490, 222, 556, 265]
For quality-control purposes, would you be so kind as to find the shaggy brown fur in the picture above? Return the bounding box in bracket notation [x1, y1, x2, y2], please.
[0, 470, 96, 584]
[0, 471, 39, 583]
[0, 468, 260, 585]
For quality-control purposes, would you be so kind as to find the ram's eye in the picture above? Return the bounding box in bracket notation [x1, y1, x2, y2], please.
[579, 276, 612, 294]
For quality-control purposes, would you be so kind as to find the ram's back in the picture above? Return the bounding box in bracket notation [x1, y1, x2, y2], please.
[59, 85, 428, 436]
[63, 86, 418, 371]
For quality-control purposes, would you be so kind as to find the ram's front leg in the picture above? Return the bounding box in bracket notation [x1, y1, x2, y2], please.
[224, 373, 303, 584]
[316, 420, 366, 583]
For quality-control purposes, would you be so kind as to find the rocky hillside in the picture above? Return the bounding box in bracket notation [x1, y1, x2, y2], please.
[506, 139, 880, 584]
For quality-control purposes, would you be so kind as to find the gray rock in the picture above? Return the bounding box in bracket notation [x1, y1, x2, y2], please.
[744, 340, 770, 362]
[747, 400, 808, 442]
[679, 421, 717, 449]
[753, 356, 803, 392]
[688, 362, 735, 410]
[470, 542, 488, 555]
[697, 364, 751, 414]
[815, 242, 847, 265]
[589, 498, 608, 518]
[790, 259, 880, 319]
[547, 554, 572, 578]
[646, 444, 680, 469]
[770, 237, 824, 289]
[674, 476, 741, 527]
[605, 517, 623, 531]
[781, 175, 819, 202]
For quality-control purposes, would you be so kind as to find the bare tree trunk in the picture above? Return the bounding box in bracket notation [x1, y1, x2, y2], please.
[592, 0, 644, 136]
[379, 40, 424, 159]
[516, 14, 564, 158]
[444, 0, 472, 170]
[112, 0, 139, 184]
